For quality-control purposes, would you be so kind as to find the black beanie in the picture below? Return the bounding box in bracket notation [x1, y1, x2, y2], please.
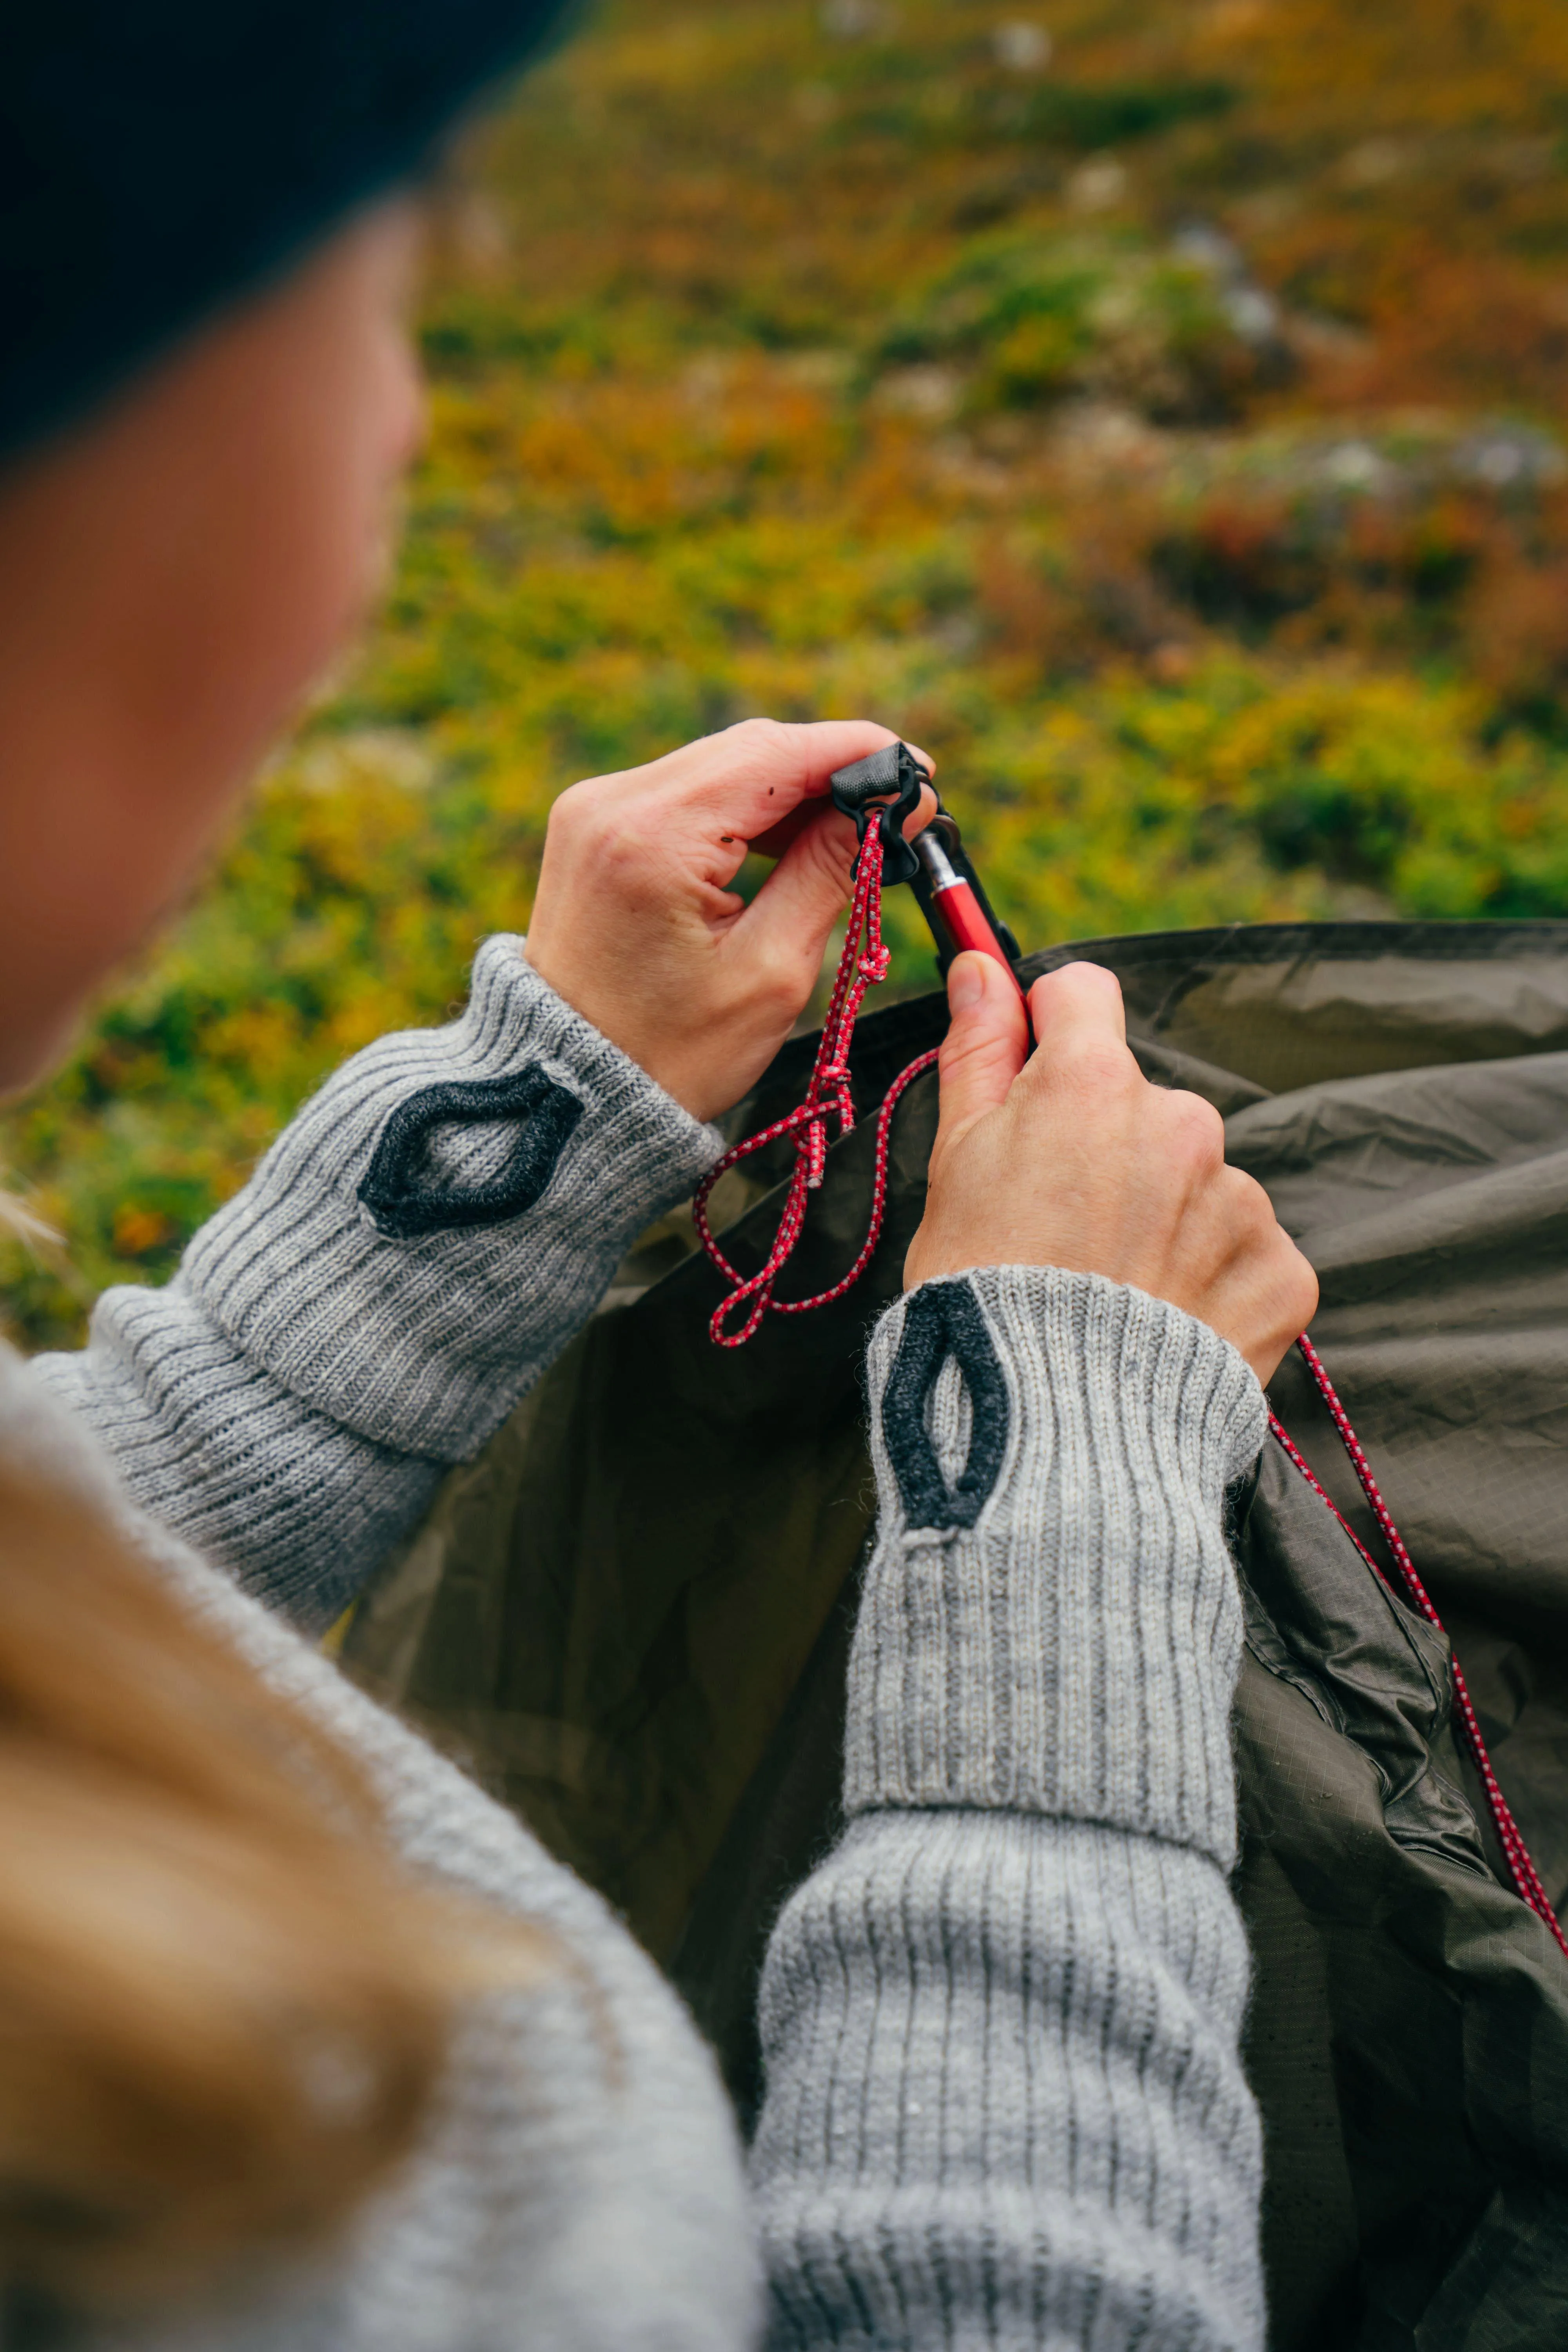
[1, 0, 574, 465]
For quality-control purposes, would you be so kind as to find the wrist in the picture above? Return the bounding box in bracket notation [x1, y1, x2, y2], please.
[180, 937, 723, 1459]
[521, 946, 714, 1123]
[849, 1263, 1266, 1864]
[520, 944, 806, 1127]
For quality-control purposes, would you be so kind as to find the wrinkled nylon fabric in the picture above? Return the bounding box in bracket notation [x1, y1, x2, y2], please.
[345, 919, 1568, 2352]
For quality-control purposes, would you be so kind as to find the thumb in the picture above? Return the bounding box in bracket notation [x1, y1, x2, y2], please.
[738, 805, 858, 981]
[738, 782, 940, 980]
[934, 952, 1029, 1148]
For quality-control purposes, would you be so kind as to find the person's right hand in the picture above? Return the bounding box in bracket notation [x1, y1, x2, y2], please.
[904, 952, 1318, 1385]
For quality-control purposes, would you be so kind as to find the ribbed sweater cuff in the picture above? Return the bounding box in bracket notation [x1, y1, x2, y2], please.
[848, 1266, 1266, 1868]
[179, 937, 721, 1460]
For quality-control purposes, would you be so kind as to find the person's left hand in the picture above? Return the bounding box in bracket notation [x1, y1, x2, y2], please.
[523, 718, 936, 1123]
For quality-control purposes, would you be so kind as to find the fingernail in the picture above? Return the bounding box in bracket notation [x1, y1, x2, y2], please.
[948, 953, 986, 1011]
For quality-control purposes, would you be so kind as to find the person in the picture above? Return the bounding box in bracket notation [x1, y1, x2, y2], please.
[0, 2, 1318, 2345]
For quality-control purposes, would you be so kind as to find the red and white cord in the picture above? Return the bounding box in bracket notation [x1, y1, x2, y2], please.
[1272, 1337, 1567, 1958]
[694, 824, 936, 1346]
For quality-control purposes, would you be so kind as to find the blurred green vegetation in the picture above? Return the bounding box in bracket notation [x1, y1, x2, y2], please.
[8, 0, 1568, 1344]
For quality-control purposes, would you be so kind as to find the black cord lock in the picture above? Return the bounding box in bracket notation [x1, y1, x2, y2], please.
[828, 742, 930, 887]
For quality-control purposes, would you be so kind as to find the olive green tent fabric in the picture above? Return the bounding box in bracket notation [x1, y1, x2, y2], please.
[344, 920, 1568, 2351]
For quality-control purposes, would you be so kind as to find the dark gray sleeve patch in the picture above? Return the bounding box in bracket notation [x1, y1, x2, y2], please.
[358, 1067, 584, 1240]
[881, 1279, 1009, 1531]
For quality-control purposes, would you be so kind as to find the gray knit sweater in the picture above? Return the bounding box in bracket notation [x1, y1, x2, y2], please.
[16, 935, 1267, 2350]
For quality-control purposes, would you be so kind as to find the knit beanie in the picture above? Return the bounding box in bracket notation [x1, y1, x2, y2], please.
[1, 0, 575, 465]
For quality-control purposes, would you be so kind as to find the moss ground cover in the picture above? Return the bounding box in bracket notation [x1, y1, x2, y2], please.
[7, 0, 1568, 1344]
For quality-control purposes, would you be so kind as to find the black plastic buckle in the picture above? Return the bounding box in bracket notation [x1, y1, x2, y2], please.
[828, 742, 929, 887]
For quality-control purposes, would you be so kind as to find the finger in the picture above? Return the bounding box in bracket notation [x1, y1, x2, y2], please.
[1204, 1182, 1318, 1383]
[736, 756, 939, 931]
[748, 774, 938, 861]
[667, 717, 936, 846]
[1159, 1087, 1227, 1186]
[1250, 1232, 1319, 1383]
[1026, 961, 1129, 1056]
[935, 951, 1031, 1143]
[743, 801, 831, 860]
[735, 805, 862, 979]
[900, 779, 941, 841]
[691, 718, 902, 836]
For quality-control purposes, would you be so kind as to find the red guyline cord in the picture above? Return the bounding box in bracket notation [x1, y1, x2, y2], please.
[693, 824, 937, 1347]
[696, 829, 1568, 1954]
[1270, 1347, 1568, 1957]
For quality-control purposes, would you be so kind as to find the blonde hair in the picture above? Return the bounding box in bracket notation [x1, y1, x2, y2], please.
[0, 1460, 535, 2314]
[0, 1187, 58, 1253]
[0, 1181, 74, 1352]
